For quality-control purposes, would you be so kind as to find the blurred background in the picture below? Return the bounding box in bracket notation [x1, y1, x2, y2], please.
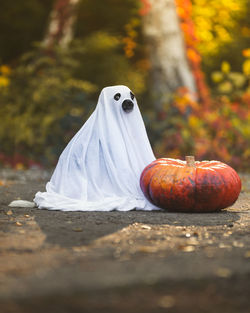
[0, 0, 249, 170]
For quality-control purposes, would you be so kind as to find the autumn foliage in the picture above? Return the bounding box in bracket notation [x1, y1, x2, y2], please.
[148, 0, 250, 170]
[0, 0, 249, 170]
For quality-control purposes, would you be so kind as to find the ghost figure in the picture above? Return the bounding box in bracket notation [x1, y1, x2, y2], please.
[34, 85, 158, 211]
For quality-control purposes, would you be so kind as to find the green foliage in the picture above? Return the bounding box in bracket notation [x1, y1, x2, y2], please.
[0, 31, 146, 166]
[75, 0, 140, 38]
[0, 47, 96, 164]
[70, 32, 146, 93]
[0, 0, 53, 63]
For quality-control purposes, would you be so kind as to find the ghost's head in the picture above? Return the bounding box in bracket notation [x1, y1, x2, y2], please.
[100, 85, 136, 114]
[114, 90, 135, 113]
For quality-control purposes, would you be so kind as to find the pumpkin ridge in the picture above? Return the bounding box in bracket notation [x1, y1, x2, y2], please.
[221, 166, 241, 208]
[193, 165, 198, 212]
[148, 165, 168, 207]
[164, 166, 179, 210]
[140, 162, 160, 201]
[215, 169, 228, 210]
[146, 169, 156, 204]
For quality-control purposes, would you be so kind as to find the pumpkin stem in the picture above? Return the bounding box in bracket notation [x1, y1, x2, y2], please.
[185, 156, 195, 167]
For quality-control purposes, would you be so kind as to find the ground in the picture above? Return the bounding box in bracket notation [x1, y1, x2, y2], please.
[0, 169, 250, 313]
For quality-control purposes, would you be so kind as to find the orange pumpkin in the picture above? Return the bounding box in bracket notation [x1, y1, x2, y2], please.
[140, 156, 241, 212]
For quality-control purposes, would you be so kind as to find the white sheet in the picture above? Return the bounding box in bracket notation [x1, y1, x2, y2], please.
[34, 85, 158, 211]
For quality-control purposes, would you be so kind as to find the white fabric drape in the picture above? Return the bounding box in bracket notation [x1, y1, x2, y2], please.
[34, 85, 158, 211]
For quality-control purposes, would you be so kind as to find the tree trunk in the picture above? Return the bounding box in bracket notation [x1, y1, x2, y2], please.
[43, 0, 80, 50]
[142, 0, 197, 110]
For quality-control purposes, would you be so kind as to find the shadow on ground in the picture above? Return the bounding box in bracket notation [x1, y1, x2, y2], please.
[0, 180, 241, 248]
[33, 209, 240, 248]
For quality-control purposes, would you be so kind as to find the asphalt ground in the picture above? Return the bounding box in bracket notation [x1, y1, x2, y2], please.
[0, 169, 249, 313]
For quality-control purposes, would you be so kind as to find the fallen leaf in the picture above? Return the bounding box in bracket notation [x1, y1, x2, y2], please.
[244, 251, 250, 258]
[16, 221, 22, 226]
[179, 245, 195, 252]
[72, 246, 88, 252]
[215, 267, 232, 278]
[6, 210, 13, 215]
[72, 228, 83, 232]
[187, 237, 199, 245]
[138, 246, 158, 253]
[158, 295, 176, 308]
[205, 250, 214, 258]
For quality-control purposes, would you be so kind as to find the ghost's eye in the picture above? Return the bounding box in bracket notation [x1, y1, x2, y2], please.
[130, 92, 135, 100]
[114, 93, 121, 101]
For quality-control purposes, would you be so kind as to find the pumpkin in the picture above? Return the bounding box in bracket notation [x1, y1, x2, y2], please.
[140, 156, 241, 212]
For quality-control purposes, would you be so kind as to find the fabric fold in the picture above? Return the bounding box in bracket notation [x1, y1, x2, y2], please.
[34, 85, 158, 211]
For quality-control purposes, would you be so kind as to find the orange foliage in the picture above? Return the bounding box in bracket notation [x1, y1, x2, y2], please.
[175, 0, 211, 107]
[151, 86, 250, 170]
[139, 0, 151, 16]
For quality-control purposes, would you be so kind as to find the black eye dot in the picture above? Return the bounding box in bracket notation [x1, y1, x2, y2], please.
[130, 92, 135, 100]
[114, 93, 121, 101]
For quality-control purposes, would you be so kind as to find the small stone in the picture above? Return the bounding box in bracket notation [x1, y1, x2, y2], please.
[9, 200, 35, 208]
[16, 221, 22, 226]
[24, 214, 30, 218]
[141, 225, 151, 230]
[233, 241, 244, 248]
[185, 233, 191, 238]
[219, 243, 231, 249]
